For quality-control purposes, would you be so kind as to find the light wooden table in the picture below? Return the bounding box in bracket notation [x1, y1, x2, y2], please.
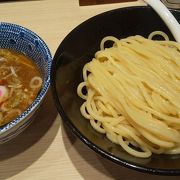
[0, 0, 179, 179]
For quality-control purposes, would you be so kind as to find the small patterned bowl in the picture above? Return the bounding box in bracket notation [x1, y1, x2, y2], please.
[0, 22, 52, 143]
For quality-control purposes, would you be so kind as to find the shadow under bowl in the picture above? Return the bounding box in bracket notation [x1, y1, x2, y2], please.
[51, 6, 180, 176]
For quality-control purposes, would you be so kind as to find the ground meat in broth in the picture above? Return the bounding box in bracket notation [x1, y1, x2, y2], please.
[0, 49, 42, 126]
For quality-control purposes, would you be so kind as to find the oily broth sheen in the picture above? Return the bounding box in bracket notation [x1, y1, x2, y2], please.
[0, 49, 43, 126]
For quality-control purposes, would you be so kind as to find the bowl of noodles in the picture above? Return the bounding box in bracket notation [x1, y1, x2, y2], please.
[0, 22, 52, 143]
[51, 6, 180, 175]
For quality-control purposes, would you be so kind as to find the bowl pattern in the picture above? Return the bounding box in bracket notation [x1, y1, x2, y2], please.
[0, 22, 52, 142]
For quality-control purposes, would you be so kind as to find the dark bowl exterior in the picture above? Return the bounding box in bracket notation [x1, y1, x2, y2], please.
[51, 6, 180, 175]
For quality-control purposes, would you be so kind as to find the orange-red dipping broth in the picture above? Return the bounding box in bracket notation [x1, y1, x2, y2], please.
[0, 49, 42, 126]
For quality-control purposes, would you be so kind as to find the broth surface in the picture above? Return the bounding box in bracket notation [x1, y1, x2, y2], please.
[0, 49, 42, 126]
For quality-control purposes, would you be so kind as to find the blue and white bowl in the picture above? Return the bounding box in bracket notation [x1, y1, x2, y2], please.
[0, 22, 52, 143]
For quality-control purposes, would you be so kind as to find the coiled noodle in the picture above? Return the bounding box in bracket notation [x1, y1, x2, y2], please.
[77, 32, 180, 158]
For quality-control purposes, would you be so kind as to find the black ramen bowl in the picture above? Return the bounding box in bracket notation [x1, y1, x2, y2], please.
[51, 6, 180, 175]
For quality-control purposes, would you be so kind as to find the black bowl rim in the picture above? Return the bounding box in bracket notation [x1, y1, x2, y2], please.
[51, 6, 180, 176]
